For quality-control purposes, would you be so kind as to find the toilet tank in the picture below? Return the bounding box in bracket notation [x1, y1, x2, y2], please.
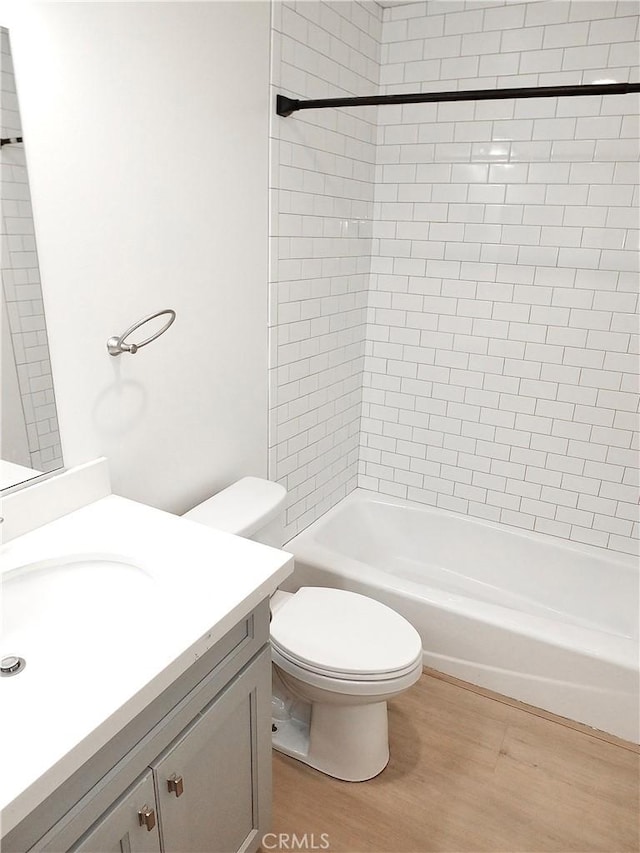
[183, 477, 287, 547]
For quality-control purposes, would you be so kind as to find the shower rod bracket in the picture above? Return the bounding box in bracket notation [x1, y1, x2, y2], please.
[0, 136, 23, 147]
[276, 82, 640, 117]
[276, 96, 300, 117]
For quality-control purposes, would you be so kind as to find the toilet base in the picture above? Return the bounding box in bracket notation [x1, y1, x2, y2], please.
[272, 697, 390, 782]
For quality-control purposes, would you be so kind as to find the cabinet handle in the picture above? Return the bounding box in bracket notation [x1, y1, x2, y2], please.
[167, 773, 184, 798]
[138, 805, 156, 832]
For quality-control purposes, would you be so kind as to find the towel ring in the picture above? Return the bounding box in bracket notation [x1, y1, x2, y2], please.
[107, 309, 176, 356]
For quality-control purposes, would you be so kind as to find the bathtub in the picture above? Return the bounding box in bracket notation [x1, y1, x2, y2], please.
[284, 490, 639, 743]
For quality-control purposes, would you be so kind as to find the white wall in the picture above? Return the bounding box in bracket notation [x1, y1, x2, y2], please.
[362, 0, 639, 556]
[3, 2, 270, 512]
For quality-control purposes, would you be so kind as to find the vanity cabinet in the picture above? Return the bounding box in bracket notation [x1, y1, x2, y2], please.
[7, 601, 273, 853]
[72, 651, 266, 853]
[72, 772, 161, 853]
[152, 657, 258, 853]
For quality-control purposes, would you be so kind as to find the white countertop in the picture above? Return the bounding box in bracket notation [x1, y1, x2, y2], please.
[0, 458, 42, 491]
[0, 494, 293, 836]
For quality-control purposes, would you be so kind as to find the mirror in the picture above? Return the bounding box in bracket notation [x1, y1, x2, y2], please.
[1, 26, 62, 490]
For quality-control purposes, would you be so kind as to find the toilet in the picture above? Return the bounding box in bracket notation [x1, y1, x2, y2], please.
[183, 477, 423, 781]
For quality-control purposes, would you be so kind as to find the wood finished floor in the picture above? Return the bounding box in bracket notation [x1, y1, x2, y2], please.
[269, 671, 640, 853]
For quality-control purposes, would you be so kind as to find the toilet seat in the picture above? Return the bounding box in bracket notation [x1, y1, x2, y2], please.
[270, 587, 423, 681]
[272, 644, 423, 699]
[272, 642, 423, 683]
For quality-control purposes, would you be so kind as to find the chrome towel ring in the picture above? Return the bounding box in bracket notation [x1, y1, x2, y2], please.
[107, 309, 176, 356]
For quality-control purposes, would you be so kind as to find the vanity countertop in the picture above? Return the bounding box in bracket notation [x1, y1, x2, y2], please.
[0, 494, 293, 836]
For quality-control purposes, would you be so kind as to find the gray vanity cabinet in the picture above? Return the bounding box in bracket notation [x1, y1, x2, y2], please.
[72, 771, 161, 853]
[153, 656, 261, 853]
[72, 650, 269, 853]
[10, 601, 273, 853]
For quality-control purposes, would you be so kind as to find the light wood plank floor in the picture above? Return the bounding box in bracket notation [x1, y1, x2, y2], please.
[270, 671, 639, 853]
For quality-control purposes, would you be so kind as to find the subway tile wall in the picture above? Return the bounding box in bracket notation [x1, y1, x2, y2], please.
[270, 1, 382, 540]
[1, 28, 62, 474]
[361, 0, 639, 555]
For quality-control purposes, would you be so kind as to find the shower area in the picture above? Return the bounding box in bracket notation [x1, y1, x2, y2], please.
[268, 0, 639, 740]
[269, 0, 639, 555]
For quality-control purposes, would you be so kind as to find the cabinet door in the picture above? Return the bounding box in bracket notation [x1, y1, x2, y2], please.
[71, 770, 161, 853]
[152, 649, 271, 853]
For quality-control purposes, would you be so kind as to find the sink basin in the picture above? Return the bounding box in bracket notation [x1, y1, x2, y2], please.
[1, 555, 160, 676]
[2, 554, 156, 652]
[0, 492, 293, 837]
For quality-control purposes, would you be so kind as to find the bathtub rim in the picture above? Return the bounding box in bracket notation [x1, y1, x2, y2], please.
[287, 488, 637, 571]
[284, 488, 639, 670]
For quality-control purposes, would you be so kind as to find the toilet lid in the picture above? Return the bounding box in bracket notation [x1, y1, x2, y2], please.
[270, 587, 422, 679]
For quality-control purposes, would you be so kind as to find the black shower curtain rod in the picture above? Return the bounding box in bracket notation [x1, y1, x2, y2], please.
[276, 81, 640, 117]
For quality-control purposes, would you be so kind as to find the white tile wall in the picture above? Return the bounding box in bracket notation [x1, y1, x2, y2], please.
[270, 1, 382, 540]
[361, 0, 639, 556]
[270, 0, 638, 556]
[1, 28, 62, 473]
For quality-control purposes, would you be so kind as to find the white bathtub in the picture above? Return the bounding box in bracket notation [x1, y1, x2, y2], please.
[284, 490, 639, 743]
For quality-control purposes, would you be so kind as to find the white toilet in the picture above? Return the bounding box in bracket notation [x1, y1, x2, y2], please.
[183, 477, 423, 781]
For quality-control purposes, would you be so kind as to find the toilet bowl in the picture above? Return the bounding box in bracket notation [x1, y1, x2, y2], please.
[183, 477, 423, 781]
[270, 587, 422, 780]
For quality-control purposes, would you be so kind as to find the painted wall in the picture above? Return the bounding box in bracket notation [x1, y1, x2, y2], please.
[360, 0, 639, 556]
[270, 0, 382, 540]
[4, 2, 270, 512]
[1, 26, 62, 475]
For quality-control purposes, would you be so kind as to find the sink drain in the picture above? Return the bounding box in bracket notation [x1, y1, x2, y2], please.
[1, 656, 26, 677]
